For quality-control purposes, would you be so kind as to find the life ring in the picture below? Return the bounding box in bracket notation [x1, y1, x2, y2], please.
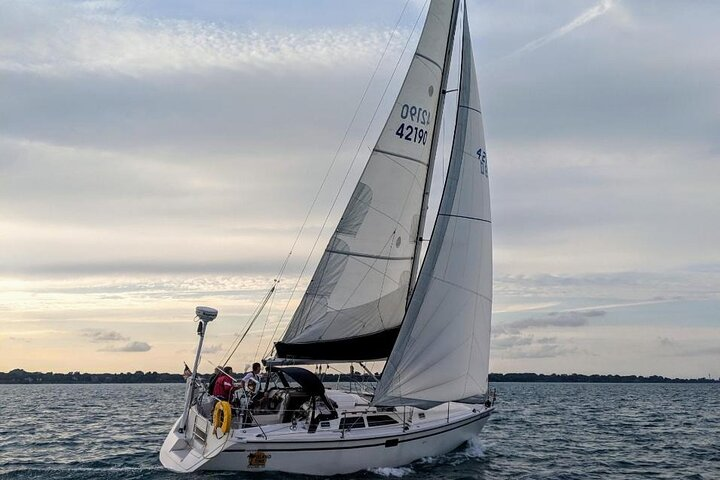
[212, 400, 232, 436]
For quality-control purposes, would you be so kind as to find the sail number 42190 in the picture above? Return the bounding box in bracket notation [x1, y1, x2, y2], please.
[395, 103, 430, 145]
[396, 124, 428, 144]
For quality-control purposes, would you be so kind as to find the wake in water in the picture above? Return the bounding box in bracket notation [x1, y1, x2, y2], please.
[369, 466, 415, 477]
[367, 436, 487, 477]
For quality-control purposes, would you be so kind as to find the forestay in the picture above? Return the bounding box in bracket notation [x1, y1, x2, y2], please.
[372, 11, 492, 407]
[276, 0, 461, 362]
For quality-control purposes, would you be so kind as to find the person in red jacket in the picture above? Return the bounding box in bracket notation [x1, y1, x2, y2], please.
[211, 366, 235, 400]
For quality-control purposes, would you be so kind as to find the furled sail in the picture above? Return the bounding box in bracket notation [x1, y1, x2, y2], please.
[275, 0, 461, 362]
[372, 11, 492, 407]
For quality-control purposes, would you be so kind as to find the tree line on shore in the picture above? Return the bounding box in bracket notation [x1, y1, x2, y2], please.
[0, 368, 717, 384]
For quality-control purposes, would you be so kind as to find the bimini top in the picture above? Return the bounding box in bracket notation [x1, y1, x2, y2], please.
[270, 367, 325, 397]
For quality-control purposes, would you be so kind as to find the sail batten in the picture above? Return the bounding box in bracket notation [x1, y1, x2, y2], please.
[372, 9, 492, 408]
[276, 0, 461, 362]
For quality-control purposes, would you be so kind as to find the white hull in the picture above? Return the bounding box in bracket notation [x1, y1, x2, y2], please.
[160, 402, 492, 475]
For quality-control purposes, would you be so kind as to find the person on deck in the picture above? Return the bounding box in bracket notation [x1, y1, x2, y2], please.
[212, 366, 235, 401]
[241, 362, 263, 399]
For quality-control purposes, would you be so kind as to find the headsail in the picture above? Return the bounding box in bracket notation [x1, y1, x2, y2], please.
[275, 0, 461, 362]
[372, 10, 492, 407]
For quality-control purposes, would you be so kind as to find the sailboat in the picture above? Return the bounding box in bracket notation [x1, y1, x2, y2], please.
[160, 0, 493, 474]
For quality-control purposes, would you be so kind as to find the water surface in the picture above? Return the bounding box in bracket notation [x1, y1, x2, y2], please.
[1, 383, 718, 479]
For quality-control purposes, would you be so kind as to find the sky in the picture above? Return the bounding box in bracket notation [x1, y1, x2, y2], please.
[1, 0, 719, 378]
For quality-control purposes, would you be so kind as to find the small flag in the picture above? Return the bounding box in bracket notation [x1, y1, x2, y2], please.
[183, 362, 192, 379]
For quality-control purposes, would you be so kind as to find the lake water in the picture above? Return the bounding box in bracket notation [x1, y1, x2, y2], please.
[1, 383, 718, 479]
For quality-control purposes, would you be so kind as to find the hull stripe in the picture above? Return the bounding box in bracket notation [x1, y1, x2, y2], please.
[224, 410, 491, 453]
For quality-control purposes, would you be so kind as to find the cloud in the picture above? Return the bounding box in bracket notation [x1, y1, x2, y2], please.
[201, 344, 224, 354]
[82, 328, 129, 342]
[7, 336, 31, 343]
[687, 347, 720, 356]
[500, 344, 579, 359]
[0, 1, 402, 76]
[491, 330, 582, 359]
[667, 346, 720, 357]
[492, 334, 534, 349]
[100, 341, 151, 352]
[83, 328, 151, 353]
[496, 310, 606, 334]
[494, 269, 720, 310]
[505, 0, 615, 59]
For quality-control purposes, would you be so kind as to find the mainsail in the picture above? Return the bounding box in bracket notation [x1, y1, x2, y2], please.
[372, 10, 492, 407]
[276, 0, 461, 362]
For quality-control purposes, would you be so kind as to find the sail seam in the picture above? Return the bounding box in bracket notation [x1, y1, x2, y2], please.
[316, 232, 401, 340]
[346, 197, 412, 238]
[375, 151, 425, 188]
[374, 148, 427, 167]
[424, 275, 492, 303]
[437, 213, 490, 223]
[325, 249, 412, 261]
[414, 52, 443, 71]
[458, 104, 482, 115]
[302, 253, 402, 301]
[348, 256, 402, 286]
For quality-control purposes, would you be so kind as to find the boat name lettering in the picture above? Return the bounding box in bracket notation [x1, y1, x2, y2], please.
[400, 104, 431, 125]
[247, 451, 271, 468]
[396, 123, 428, 145]
[476, 148, 489, 177]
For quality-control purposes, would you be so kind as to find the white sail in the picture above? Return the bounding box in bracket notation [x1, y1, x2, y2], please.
[276, 0, 461, 362]
[372, 11, 492, 407]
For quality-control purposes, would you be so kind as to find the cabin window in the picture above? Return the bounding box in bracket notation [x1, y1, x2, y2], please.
[339, 416, 365, 430]
[366, 415, 399, 427]
[320, 421, 331, 428]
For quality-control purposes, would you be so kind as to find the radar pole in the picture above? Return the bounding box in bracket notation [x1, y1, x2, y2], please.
[179, 306, 218, 435]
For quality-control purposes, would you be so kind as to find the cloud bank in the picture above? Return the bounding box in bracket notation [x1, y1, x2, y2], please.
[100, 341, 152, 353]
[1, 0, 718, 376]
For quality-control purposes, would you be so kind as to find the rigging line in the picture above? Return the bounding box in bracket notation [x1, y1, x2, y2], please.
[406, 0, 461, 305]
[217, 282, 275, 366]
[271, 0, 432, 351]
[254, 280, 278, 361]
[375, 231, 396, 330]
[289, 0, 433, 341]
[441, 104, 446, 192]
[252, 0, 418, 362]
[222, 283, 276, 366]
[376, 1, 464, 395]
[258, 0, 417, 361]
[201, 357, 241, 383]
[270, 0, 418, 289]
[220, 284, 274, 367]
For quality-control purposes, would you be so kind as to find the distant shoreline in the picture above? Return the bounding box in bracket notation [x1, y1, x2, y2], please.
[0, 369, 717, 384]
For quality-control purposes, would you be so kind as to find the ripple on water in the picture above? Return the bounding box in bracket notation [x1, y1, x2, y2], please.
[1, 383, 719, 479]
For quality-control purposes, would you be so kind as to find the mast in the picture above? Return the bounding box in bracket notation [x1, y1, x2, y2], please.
[373, 6, 493, 408]
[407, 0, 462, 303]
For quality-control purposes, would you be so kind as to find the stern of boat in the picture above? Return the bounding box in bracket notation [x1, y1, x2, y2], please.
[159, 405, 234, 473]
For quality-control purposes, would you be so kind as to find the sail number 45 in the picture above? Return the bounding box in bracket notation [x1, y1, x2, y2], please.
[477, 148, 489, 177]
